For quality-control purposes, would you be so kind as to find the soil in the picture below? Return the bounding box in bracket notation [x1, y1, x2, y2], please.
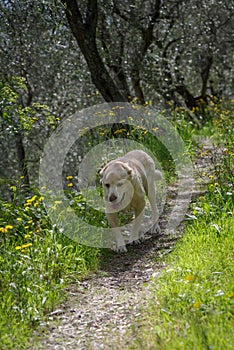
[30, 140, 216, 350]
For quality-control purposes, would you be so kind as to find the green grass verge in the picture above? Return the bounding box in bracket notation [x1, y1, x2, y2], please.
[130, 197, 233, 349]
[0, 195, 100, 350]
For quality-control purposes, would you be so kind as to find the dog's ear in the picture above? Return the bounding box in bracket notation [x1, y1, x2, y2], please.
[122, 162, 132, 177]
[99, 164, 108, 178]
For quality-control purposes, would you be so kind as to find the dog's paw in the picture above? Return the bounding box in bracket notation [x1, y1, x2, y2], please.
[150, 223, 161, 235]
[129, 237, 142, 245]
[114, 244, 127, 253]
[138, 232, 145, 241]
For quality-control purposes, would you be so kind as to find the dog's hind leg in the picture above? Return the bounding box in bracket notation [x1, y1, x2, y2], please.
[147, 180, 161, 235]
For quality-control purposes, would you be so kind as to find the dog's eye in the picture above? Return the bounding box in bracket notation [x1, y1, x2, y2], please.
[105, 183, 110, 188]
[117, 182, 124, 187]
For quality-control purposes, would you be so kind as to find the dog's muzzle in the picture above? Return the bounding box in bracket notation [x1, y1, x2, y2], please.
[109, 193, 117, 202]
[109, 193, 125, 209]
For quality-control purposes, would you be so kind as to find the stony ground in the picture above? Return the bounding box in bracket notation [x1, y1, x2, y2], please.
[30, 141, 216, 350]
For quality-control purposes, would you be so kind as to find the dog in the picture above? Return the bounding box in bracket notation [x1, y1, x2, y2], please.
[99, 150, 162, 252]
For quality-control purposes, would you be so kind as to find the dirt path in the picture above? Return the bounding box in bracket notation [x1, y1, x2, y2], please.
[31, 141, 215, 350]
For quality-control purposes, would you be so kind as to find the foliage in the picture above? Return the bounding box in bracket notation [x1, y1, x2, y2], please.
[0, 77, 57, 133]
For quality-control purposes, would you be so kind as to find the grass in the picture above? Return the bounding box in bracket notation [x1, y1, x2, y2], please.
[0, 193, 100, 350]
[130, 196, 233, 349]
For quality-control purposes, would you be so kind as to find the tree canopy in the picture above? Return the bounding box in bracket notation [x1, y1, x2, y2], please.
[0, 0, 233, 193]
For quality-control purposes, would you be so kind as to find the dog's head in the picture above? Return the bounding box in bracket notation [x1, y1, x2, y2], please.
[99, 161, 134, 211]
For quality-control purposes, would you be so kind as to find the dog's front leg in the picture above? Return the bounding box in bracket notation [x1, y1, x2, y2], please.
[106, 212, 127, 252]
[129, 200, 145, 244]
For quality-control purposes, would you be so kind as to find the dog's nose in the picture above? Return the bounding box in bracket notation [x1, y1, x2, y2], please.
[109, 194, 117, 202]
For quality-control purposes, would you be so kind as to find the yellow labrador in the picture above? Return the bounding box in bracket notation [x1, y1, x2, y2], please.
[100, 150, 162, 252]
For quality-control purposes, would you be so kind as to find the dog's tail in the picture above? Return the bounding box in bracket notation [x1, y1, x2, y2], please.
[155, 169, 163, 180]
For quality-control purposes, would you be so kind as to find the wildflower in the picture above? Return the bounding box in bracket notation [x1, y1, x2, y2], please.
[22, 243, 32, 248]
[26, 195, 37, 204]
[54, 201, 62, 205]
[16, 218, 22, 221]
[24, 234, 31, 239]
[15, 243, 33, 251]
[185, 274, 194, 282]
[66, 175, 73, 180]
[67, 183, 73, 187]
[0, 227, 7, 233]
[209, 175, 214, 179]
[193, 301, 202, 309]
[114, 129, 126, 135]
[5, 225, 13, 230]
[227, 292, 234, 298]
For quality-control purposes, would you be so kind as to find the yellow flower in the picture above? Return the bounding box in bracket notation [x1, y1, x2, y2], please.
[227, 292, 234, 298]
[22, 243, 32, 249]
[114, 129, 126, 135]
[0, 227, 7, 233]
[193, 301, 202, 309]
[185, 274, 194, 282]
[67, 183, 73, 187]
[5, 225, 13, 230]
[66, 175, 73, 180]
[16, 218, 22, 221]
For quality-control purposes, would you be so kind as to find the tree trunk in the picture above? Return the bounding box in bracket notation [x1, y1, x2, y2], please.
[62, 0, 129, 102]
[15, 133, 30, 188]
